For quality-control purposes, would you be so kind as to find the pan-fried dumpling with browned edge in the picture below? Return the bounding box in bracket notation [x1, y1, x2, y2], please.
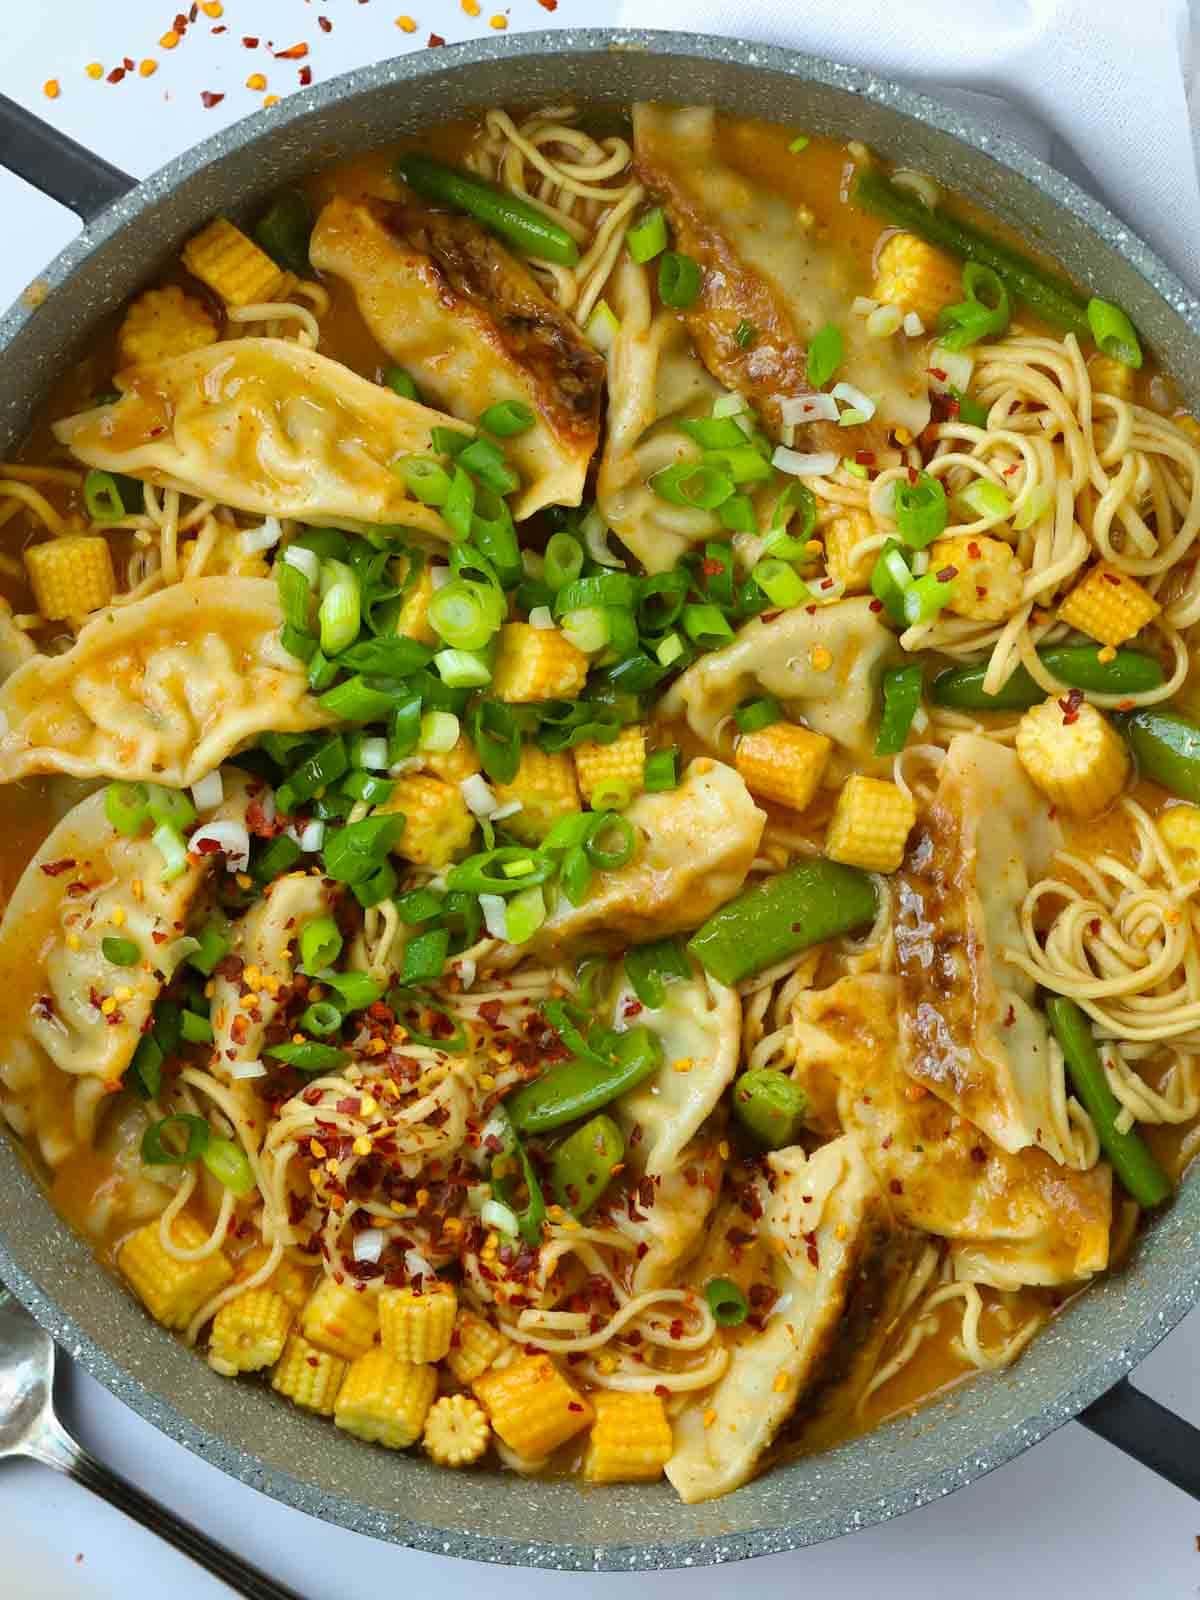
[634, 105, 931, 443]
[667, 1137, 921, 1502]
[611, 963, 739, 1176]
[0, 775, 251, 1169]
[793, 974, 1112, 1287]
[0, 578, 331, 788]
[596, 255, 729, 574]
[52, 337, 471, 536]
[531, 759, 764, 958]
[608, 1139, 724, 1294]
[895, 736, 1068, 1162]
[661, 597, 901, 764]
[310, 197, 603, 520]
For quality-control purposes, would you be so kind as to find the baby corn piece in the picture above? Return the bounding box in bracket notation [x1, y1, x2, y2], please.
[1158, 803, 1200, 873]
[1015, 697, 1129, 818]
[872, 232, 962, 328]
[334, 1348, 437, 1449]
[378, 1281, 457, 1364]
[473, 1353, 593, 1459]
[582, 1391, 673, 1483]
[735, 722, 832, 813]
[1088, 354, 1136, 402]
[117, 285, 218, 368]
[395, 557, 438, 645]
[25, 536, 115, 620]
[272, 1332, 347, 1416]
[208, 1289, 292, 1376]
[821, 510, 878, 593]
[1058, 561, 1161, 647]
[573, 724, 646, 807]
[491, 622, 588, 703]
[182, 217, 286, 308]
[118, 1215, 233, 1332]
[445, 1307, 510, 1385]
[299, 1275, 380, 1360]
[929, 534, 1023, 623]
[423, 1393, 491, 1467]
[423, 734, 481, 786]
[234, 1244, 313, 1313]
[382, 774, 475, 868]
[824, 774, 917, 874]
[492, 746, 579, 844]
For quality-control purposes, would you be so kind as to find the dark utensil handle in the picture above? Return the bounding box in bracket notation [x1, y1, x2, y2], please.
[0, 91, 135, 222]
[1079, 1377, 1200, 1500]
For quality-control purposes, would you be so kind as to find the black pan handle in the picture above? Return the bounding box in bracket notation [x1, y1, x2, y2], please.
[1079, 1377, 1200, 1499]
[0, 91, 135, 223]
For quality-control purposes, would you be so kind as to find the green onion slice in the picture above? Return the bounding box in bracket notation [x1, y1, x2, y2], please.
[658, 250, 702, 309]
[141, 1113, 210, 1167]
[1087, 297, 1143, 369]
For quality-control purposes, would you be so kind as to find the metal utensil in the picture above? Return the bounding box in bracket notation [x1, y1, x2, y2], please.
[0, 1290, 304, 1600]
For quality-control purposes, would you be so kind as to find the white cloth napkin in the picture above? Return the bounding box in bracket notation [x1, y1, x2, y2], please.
[616, 1, 1200, 292]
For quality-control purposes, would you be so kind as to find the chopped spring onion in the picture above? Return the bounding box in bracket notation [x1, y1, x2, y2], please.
[753, 559, 809, 609]
[141, 1113, 210, 1166]
[544, 531, 585, 591]
[719, 494, 756, 534]
[682, 603, 734, 646]
[528, 605, 556, 630]
[902, 571, 956, 626]
[1088, 297, 1143, 369]
[893, 472, 949, 548]
[187, 921, 232, 977]
[580, 507, 626, 569]
[651, 462, 734, 510]
[83, 469, 131, 524]
[806, 323, 843, 388]
[202, 1136, 255, 1196]
[351, 735, 390, 772]
[871, 540, 916, 625]
[459, 436, 520, 497]
[584, 812, 636, 870]
[654, 632, 686, 667]
[230, 1060, 267, 1080]
[319, 970, 386, 1012]
[903, 310, 925, 337]
[480, 1197, 520, 1236]
[147, 785, 196, 831]
[958, 478, 1013, 521]
[937, 263, 1010, 351]
[420, 710, 461, 753]
[585, 299, 621, 352]
[180, 1010, 214, 1045]
[384, 365, 420, 400]
[300, 1000, 344, 1036]
[678, 415, 747, 450]
[479, 892, 508, 939]
[627, 206, 669, 264]
[317, 676, 396, 724]
[1013, 483, 1053, 532]
[298, 819, 326, 853]
[153, 822, 190, 882]
[561, 606, 611, 654]
[788, 135, 810, 154]
[341, 771, 394, 806]
[190, 819, 250, 873]
[461, 773, 500, 818]
[190, 770, 224, 811]
[734, 696, 783, 734]
[353, 1228, 386, 1264]
[252, 833, 302, 882]
[643, 748, 679, 792]
[400, 455, 453, 507]
[773, 446, 839, 478]
[401, 927, 450, 984]
[480, 399, 536, 437]
[396, 887, 444, 924]
[101, 935, 140, 966]
[780, 392, 839, 425]
[318, 559, 361, 655]
[267, 1040, 350, 1073]
[875, 662, 924, 756]
[105, 781, 150, 837]
[435, 648, 493, 689]
[300, 915, 344, 973]
[504, 885, 546, 945]
[443, 468, 476, 542]
[241, 517, 282, 555]
[734, 319, 757, 348]
[705, 1277, 749, 1327]
[712, 391, 749, 419]
[866, 303, 904, 338]
[927, 344, 975, 393]
[448, 846, 556, 896]
[658, 250, 702, 309]
[832, 381, 877, 421]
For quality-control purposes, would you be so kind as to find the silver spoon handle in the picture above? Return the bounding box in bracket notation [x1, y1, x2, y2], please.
[28, 1418, 306, 1600]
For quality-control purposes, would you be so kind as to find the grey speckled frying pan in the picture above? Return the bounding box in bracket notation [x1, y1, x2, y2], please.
[0, 28, 1199, 1572]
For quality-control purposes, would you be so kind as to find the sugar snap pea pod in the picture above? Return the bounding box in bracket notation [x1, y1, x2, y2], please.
[254, 188, 313, 276]
[505, 1025, 663, 1135]
[549, 1114, 625, 1216]
[731, 1068, 808, 1149]
[853, 170, 1091, 338]
[688, 860, 878, 986]
[395, 153, 580, 267]
[1045, 997, 1171, 1208]
[1124, 708, 1200, 803]
[931, 646, 1165, 711]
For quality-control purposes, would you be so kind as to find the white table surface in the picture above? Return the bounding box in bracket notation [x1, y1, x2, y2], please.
[2, 3, 1199, 1595]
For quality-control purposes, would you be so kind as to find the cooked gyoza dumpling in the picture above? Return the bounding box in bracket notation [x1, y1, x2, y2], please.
[53, 338, 471, 536]
[310, 198, 604, 520]
[0, 578, 331, 787]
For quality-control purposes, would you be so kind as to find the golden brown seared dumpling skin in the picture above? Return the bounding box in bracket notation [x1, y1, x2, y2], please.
[53, 337, 471, 536]
[530, 758, 765, 959]
[666, 1137, 921, 1502]
[793, 974, 1112, 1287]
[310, 197, 604, 520]
[894, 735, 1068, 1162]
[0, 578, 332, 788]
[633, 104, 931, 444]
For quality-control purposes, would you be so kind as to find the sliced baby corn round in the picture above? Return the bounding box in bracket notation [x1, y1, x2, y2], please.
[1015, 696, 1129, 818]
[423, 1393, 491, 1468]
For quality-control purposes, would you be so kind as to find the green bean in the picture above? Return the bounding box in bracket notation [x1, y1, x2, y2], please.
[549, 1114, 625, 1216]
[395, 153, 580, 267]
[853, 170, 1092, 338]
[505, 1026, 663, 1134]
[1045, 997, 1171, 1208]
[731, 1068, 808, 1149]
[688, 860, 878, 986]
[1124, 708, 1200, 803]
[254, 189, 313, 276]
[931, 646, 1165, 711]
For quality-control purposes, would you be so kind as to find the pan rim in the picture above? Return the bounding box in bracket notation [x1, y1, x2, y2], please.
[1, 26, 1198, 1571]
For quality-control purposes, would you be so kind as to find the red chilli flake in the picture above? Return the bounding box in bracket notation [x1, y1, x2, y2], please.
[275, 41, 309, 58]
[537, 0, 558, 9]
[1058, 687, 1084, 725]
[107, 67, 126, 83]
[40, 858, 76, 877]
[242, 35, 259, 46]
[201, 91, 225, 108]
[935, 566, 958, 583]
[318, 15, 333, 30]
[869, 598, 884, 613]
[428, 33, 446, 46]
[927, 367, 948, 383]
[854, 450, 875, 465]
[299, 66, 313, 86]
